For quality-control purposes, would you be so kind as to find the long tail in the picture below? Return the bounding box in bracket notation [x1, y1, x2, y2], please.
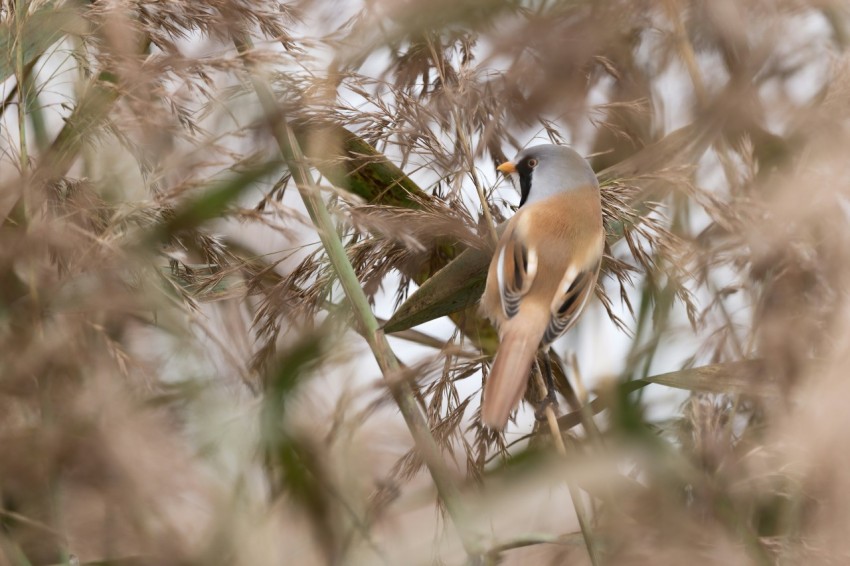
[481, 307, 548, 430]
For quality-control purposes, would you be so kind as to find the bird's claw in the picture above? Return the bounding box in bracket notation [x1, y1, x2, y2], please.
[534, 389, 559, 421]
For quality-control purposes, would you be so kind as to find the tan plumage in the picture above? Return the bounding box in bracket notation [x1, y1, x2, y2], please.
[480, 146, 603, 430]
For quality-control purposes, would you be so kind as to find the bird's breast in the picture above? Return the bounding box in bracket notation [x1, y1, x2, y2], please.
[514, 188, 603, 271]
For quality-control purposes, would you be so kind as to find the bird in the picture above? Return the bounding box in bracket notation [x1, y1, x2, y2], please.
[480, 144, 604, 430]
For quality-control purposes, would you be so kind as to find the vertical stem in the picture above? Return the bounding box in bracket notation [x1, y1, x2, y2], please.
[12, 0, 42, 321]
[233, 35, 482, 558]
[24, 70, 49, 152]
[663, 0, 707, 106]
[533, 365, 602, 566]
[15, 0, 30, 173]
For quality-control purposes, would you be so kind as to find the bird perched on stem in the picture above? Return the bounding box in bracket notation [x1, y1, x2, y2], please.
[480, 145, 603, 430]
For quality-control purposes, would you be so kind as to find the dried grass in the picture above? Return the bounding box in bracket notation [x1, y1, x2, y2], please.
[1, 0, 850, 564]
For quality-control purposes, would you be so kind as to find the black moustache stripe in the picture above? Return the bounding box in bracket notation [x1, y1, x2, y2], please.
[518, 167, 533, 206]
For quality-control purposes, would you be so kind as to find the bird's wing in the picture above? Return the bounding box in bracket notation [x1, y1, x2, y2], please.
[494, 229, 538, 319]
[542, 258, 601, 345]
[492, 206, 600, 333]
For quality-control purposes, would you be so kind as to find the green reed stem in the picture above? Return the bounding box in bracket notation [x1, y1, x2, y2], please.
[233, 33, 483, 560]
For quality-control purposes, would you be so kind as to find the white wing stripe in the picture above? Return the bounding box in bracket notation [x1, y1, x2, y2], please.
[496, 245, 508, 318]
[560, 266, 578, 295]
[523, 248, 539, 293]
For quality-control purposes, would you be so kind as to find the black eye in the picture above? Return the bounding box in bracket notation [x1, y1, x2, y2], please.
[527, 158, 538, 168]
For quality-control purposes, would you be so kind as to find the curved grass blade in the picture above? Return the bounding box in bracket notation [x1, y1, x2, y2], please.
[556, 359, 769, 430]
[0, 1, 87, 82]
[382, 246, 490, 333]
[155, 159, 281, 239]
[641, 359, 770, 397]
[293, 121, 431, 208]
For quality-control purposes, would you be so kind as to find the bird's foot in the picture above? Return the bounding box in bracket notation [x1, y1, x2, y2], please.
[534, 389, 560, 421]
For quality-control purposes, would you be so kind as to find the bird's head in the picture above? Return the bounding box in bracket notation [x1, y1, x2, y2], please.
[497, 144, 598, 207]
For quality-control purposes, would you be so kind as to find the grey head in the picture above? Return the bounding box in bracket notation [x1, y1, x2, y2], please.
[498, 144, 598, 207]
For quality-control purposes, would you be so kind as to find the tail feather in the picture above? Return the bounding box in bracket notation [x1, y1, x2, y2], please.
[481, 309, 548, 430]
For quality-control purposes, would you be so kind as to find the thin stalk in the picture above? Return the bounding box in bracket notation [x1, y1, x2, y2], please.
[24, 70, 49, 152]
[15, 0, 30, 173]
[532, 366, 602, 566]
[564, 353, 604, 445]
[663, 0, 707, 106]
[233, 34, 482, 558]
[12, 0, 43, 324]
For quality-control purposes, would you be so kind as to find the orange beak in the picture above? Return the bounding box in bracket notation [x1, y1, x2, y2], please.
[496, 161, 516, 174]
